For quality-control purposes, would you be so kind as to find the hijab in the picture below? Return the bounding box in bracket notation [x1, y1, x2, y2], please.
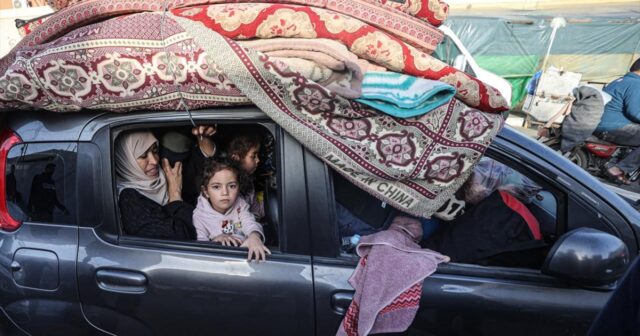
[115, 131, 168, 205]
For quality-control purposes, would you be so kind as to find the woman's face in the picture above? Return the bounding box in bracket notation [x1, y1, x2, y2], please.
[203, 168, 239, 214]
[136, 143, 160, 178]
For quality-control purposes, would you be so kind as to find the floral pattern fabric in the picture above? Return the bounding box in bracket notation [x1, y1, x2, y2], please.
[2, 1, 508, 113]
[5, 0, 443, 71]
[0, 13, 250, 112]
[0, 4, 506, 216]
[171, 3, 509, 113]
[172, 14, 505, 217]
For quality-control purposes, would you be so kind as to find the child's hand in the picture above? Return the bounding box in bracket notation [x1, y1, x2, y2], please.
[212, 234, 242, 247]
[241, 232, 271, 262]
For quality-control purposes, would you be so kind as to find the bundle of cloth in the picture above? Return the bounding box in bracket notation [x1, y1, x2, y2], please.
[338, 216, 449, 336]
[0, 0, 508, 219]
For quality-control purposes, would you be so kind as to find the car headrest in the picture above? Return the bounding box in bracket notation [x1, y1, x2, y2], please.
[264, 186, 279, 228]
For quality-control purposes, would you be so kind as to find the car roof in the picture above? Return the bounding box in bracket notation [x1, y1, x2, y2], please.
[4, 107, 267, 142]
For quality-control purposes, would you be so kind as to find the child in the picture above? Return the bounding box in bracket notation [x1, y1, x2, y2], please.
[227, 134, 264, 219]
[193, 159, 271, 262]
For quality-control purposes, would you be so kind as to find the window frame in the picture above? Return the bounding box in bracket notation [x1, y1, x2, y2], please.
[105, 119, 302, 257]
[318, 142, 570, 282]
[5, 141, 79, 226]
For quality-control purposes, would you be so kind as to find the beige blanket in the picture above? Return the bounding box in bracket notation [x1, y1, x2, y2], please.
[240, 38, 365, 99]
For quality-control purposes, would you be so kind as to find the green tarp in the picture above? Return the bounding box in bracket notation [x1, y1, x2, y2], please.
[446, 15, 640, 107]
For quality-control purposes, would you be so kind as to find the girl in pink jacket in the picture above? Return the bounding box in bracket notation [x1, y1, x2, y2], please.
[193, 159, 271, 261]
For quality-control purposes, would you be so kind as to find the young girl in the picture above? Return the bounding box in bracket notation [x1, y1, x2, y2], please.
[227, 134, 264, 219]
[193, 159, 271, 261]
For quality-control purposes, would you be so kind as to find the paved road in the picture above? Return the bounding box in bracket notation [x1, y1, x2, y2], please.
[603, 179, 640, 204]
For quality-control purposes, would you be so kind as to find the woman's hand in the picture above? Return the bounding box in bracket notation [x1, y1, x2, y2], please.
[241, 232, 271, 262]
[162, 158, 183, 202]
[212, 234, 243, 247]
[192, 125, 217, 157]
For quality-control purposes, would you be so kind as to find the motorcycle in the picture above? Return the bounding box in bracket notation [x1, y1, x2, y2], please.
[539, 125, 640, 184]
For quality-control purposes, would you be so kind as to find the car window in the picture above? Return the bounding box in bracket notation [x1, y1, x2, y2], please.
[330, 155, 558, 269]
[5, 143, 77, 224]
[113, 123, 280, 249]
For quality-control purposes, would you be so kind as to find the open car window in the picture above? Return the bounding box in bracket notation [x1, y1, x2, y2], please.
[112, 123, 280, 250]
[330, 155, 559, 270]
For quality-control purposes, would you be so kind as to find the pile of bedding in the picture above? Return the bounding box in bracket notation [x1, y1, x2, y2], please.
[0, 0, 509, 219]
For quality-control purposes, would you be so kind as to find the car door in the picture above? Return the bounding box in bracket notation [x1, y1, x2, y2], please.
[0, 134, 95, 335]
[75, 118, 315, 336]
[306, 135, 629, 336]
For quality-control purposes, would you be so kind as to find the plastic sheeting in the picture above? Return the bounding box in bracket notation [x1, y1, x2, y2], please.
[446, 15, 640, 107]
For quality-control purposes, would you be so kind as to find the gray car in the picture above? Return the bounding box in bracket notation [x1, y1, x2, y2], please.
[0, 108, 636, 336]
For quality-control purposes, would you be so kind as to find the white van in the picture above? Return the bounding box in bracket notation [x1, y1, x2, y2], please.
[0, 6, 53, 57]
[436, 25, 513, 104]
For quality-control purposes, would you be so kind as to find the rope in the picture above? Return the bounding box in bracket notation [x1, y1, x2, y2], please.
[160, 0, 197, 129]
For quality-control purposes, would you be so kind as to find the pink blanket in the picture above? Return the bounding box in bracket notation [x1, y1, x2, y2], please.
[338, 217, 449, 335]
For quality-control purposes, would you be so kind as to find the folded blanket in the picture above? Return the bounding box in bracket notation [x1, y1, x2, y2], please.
[46, 0, 448, 28]
[356, 72, 455, 118]
[239, 38, 364, 98]
[174, 13, 505, 218]
[1, 1, 509, 112]
[8, 0, 443, 60]
[241, 37, 386, 73]
[172, 3, 509, 112]
[337, 217, 449, 336]
[371, 0, 449, 27]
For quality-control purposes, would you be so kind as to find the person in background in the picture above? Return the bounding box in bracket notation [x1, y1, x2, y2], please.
[28, 163, 68, 222]
[6, 164, 19, 203]
[587, 256, 640, 335]
[193, 159, 270, 261]
[595, 58, 640, 184]
[227, 134, 264, 219]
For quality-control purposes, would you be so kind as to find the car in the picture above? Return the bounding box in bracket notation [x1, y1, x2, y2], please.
[435, 25, 513, 104]
[0, 107, 636, 336]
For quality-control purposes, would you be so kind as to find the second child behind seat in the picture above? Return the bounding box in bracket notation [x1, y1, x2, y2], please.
[227, 134, 264, 219]
[193, 159, 271, 262]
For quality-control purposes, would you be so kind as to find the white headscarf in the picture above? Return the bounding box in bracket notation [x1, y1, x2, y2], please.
[115, 131, 168, 205]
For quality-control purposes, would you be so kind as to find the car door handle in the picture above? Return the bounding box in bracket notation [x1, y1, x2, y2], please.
[10, 261, 21, 272]
[331, 291, 354, 315]
[96, 269, 147, 294]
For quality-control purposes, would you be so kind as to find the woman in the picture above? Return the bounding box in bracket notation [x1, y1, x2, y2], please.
[116, 130, 196, 239]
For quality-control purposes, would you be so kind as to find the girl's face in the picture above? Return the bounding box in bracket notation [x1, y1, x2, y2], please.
[203, 168, 239, 214]
[239, 145, 260, 174]
[136, 143, 160, 178]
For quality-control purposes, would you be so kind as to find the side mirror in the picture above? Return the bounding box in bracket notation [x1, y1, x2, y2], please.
[542, 228, 629, 286]
[453, 54, 468, 72]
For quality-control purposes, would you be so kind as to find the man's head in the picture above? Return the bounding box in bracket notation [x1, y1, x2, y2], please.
[44, 163, 56, 176]
[631, 58, 640, 74]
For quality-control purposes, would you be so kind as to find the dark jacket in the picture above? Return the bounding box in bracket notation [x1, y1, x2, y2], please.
[596, 72, 640, 132]
[588, 256, 640, 336]
[119, 188, 196, 240]
[182, 146, 211, 206]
